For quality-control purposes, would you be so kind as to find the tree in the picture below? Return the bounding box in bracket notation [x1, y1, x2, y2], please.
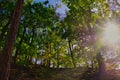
[0, 0, 24, 79]
[63, 0, 108, 75]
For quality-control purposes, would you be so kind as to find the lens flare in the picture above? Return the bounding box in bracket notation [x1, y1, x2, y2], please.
[102, 22, 120, 45]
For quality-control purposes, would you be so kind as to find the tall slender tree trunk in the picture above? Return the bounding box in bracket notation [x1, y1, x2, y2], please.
[68, 40, 76, 68]
[56, 52, 60, 68]
[47, 44, 51, 67]
[0, 0, 24, 80]
[96, 52, 106, 80]
[13, 25, 26, 64]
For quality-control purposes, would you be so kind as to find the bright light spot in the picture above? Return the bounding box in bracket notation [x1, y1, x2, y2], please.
[102, 22, 120, 45]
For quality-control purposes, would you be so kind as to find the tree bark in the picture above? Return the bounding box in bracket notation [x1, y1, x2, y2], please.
[56, 52, 60, 68]
[68, 40, 76, 68]
[0, 0, 24, 80]
[13, 25, 26, 64]
[96, 52, 106, 80]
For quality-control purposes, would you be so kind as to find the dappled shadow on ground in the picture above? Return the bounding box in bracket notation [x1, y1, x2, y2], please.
[10, 65, 120, 80]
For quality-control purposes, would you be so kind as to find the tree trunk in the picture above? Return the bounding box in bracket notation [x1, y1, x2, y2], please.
[68, 40, 76, 68]
[56, 51, 60, 68]
[47, 44, 51, 67]
[13, 25, 26, 64]
[96, 52, 106, 80]
[0, 0, 24, 80]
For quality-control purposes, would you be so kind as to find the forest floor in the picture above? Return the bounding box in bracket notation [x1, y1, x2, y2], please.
[10, 65, 120, 80]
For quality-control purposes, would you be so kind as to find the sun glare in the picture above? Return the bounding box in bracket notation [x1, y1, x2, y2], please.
[102, 22, 120, 45]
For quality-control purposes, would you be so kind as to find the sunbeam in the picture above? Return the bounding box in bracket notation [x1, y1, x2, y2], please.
[102, 21, 120, 45]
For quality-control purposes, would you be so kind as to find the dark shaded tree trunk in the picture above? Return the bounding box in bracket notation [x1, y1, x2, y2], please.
[91, 58, 94, 70]
[56, 52, 60, 68]
[13, 25, 26, 64]
[30, 26, 35, 45]
[0, 0, 24, 80]
[47, 44, 51, 67]
[96, 52, 106, 80]
[68, 40, 76, 68]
